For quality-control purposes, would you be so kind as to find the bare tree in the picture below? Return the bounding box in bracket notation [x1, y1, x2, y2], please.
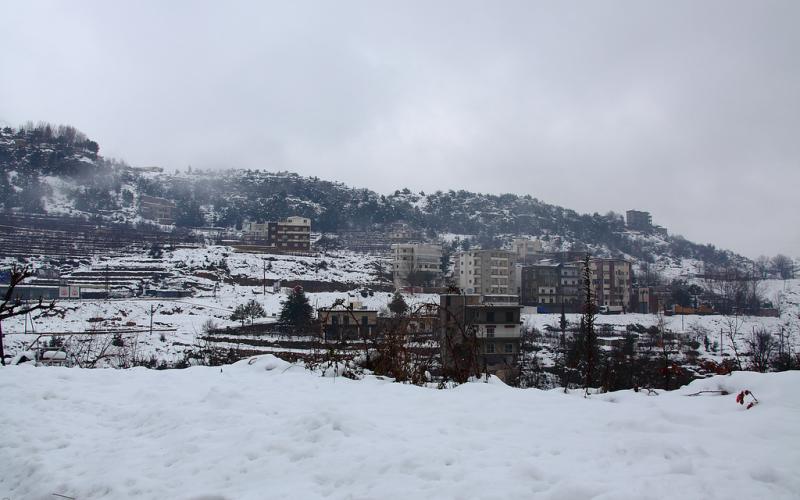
[771, 254, 795, 280]
[754, 255, 772, 278]
[723, 315, 745, 371]
[747, 328, 775, 373]
[0, 266, 57, 365]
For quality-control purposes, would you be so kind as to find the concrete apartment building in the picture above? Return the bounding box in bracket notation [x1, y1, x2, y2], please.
[519, 263, 560, 307]
[243, 216, 311, 252]
[589, 258, 632, 311]
[391, 243, 443, 288]
[517, 258, 631, 312]
[518, 262, 582, 312]
[626, 210, 652, 231]
[454, 249, 516, 296]
[439, 293, 522, 380]
[559, 263, 582, 311]
[139, 195, 176, 225]
[512, 238, 543, 262]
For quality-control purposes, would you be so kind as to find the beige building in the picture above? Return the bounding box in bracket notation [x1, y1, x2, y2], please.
[454, 249, 516, 296]
[512, 238, 543, 262]
[391, 243, 443, 288]
[588, 258, 632, 311]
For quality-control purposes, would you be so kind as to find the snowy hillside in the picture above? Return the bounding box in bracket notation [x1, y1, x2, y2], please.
[2, 358, 798, 499]
[1, 123, 751, 270]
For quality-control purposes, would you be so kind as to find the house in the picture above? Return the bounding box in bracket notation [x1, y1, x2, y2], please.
[317, 301, 378, 341]
[453, 249, 516, 296]
[439, 293, 522, 381]
[391, 243, 443, 288]
[388, 222, 422, 243]
[139, 195, 176, 225]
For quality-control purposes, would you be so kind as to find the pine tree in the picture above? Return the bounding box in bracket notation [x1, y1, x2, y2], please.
[580, 254, 598, 395]
[388, 291, 409, 316]
[231, 303, 248, 326]
[279, 286, 313, 332]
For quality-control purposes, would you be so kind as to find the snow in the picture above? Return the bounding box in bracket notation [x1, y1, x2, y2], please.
[1, 360, 798, 499]
[2, 289, 438, 363]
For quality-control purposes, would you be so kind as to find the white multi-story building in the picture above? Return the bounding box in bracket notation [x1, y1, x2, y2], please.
[391, 243, 443, 288]
[454, 249, 516, 296]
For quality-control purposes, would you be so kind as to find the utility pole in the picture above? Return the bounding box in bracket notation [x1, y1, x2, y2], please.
[262, 259, 266, 295]
[149, 304, 154, 337]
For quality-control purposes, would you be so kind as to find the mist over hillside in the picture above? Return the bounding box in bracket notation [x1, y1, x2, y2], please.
[0, 123, 747, 270]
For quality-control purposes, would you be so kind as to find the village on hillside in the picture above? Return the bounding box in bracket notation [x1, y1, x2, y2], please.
[2, 204, 797, 390]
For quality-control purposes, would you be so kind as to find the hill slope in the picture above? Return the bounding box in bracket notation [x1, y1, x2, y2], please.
[1, 123, 744, 269]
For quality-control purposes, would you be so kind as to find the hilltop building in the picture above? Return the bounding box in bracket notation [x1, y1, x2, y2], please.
[626, 210, 652, 231]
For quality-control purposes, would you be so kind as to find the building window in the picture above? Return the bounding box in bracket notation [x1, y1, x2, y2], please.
[505, 311, 513, 322]
[486, 311, 495, 322]
[486, 343, 495, 354]
[486, 325, 495, 337]
[504, 343, 513, 353]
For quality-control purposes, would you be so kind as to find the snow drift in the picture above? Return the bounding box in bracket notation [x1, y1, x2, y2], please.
[2, 358, 798, 499]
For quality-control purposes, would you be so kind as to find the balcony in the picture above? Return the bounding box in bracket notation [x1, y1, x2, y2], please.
[473, 324, 521, 338]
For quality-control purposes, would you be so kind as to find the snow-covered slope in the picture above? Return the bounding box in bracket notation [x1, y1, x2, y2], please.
[1, 359, 798, 499]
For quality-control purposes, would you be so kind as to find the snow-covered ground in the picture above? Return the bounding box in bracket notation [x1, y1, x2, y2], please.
[1, 358, 798, 499]
[2, 287, 439, 362]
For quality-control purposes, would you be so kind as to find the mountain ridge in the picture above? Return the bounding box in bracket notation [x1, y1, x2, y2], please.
[0, 123, 746, 271]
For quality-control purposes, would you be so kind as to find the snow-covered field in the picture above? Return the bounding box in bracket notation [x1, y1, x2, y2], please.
[2, 358, 798, 499]
[3, 288, 439, 362]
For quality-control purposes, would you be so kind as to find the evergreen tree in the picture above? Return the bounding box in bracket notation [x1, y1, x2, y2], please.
[580, 254, 598, 395]
[231, 303, 248, 326]
[279, 286, 313, 332]
[388, 291, 409, 316]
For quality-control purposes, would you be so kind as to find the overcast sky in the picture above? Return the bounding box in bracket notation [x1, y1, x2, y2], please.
[1, 1, 798, 258]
